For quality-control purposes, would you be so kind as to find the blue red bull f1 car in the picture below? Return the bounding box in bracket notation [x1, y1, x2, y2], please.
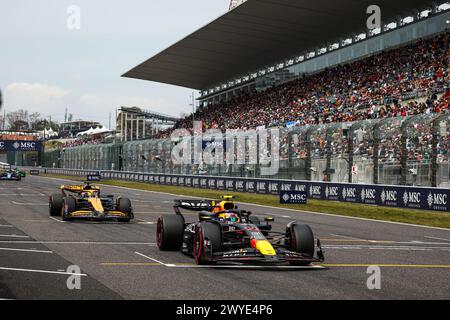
[156, 196, 324, 265]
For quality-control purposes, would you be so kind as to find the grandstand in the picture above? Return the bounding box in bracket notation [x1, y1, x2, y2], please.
[45, 0, 450, 188]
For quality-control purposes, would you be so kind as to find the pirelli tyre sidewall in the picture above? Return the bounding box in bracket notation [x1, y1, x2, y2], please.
[193, 222, 222, 265]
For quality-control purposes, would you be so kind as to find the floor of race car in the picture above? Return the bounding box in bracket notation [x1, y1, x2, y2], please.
[0, 176, 449, 300]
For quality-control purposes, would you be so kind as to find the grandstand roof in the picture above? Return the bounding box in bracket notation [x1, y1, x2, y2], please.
[122, 0, 437, 90]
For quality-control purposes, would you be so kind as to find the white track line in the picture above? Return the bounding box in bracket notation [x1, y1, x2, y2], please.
[0, 225, 13, 228]
[12, 201, 48, 206]
[49, 217, 66, 223]
[0, 267, 87, 276]
[169, 265, 325, 270]
[135, 251, 167, 266]
[39, 175, 450, 231]
[330, 234, 366, 241]
[0, 247, 53, 254]
[424, 236, 450, 242]
[0, 194, 44, 197]
[134, 251, 325, 269]
[0, 234, 30, 239]
[0, 241, 157, 245]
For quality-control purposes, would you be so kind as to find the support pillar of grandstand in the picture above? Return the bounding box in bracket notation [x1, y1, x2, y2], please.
[305, 128, 314, 181]
[348, 129, 354, 184]
[325, 127, 333, 182]
[432, 120, 439, 188]
[431, 113, 449, 188]
[130, 114, 134, 140]
[401, 118, 412, 186]
[373, 121, 384, 185]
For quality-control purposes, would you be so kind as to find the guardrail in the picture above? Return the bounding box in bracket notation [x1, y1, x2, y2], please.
[39, 168, 450, 213]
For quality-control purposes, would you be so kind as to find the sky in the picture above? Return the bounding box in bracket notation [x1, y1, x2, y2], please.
[0, 0, 228, 127]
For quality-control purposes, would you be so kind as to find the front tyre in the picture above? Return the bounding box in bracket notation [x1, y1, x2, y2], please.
[62, 197, 76, 221]
[287, 223, 315, 266]
[193, 222, 222, 265]
[156, 214, 185, 251]
[49, 193, 63, 217]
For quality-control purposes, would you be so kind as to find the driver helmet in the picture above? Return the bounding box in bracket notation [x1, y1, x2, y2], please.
[225, 212, 239, 223]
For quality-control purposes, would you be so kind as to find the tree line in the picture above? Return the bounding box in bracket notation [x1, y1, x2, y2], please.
[0, 109, 60, 131]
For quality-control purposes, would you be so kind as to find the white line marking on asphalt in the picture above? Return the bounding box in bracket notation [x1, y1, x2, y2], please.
[133, 252, 326, 269]
[425, 236, 450, 242]
[323, 245, 450, 251]
[135, 251, 167, 266]
[0, 234, 30, 239]
[0, 194, 44, 197]
[38, 176, 450, 231]
[169, 265, 326, 270]
[0, 225, 13, 228]
[0, 247, 53, 254]
[48, 217, 66, 223]
[12, 201, 48, 206]
[0, 241, 157, 245]
[0, 267, 87, 276]
[330, 234, 366, 241]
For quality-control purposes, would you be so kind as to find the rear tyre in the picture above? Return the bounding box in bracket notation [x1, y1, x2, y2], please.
[287, 223, 315, 266]
[193, 222, 222, 265]
[156, 214, 185, 251]
[49, 193, 63, 217]
[62, 197, 76, 221]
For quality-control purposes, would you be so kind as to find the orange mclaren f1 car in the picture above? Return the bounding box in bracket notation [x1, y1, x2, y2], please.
[49, 181, 133, 222]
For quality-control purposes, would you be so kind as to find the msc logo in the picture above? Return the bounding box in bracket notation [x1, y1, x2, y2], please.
[257, 182, 266, 190]
[342, 187, 356, 200]
[309, 185, 321, 196]
[269, 183, 278, 193]
[294, 184, 307, 192]
[280, 192, 307, 204]
[403, 191, 421, 206]
[325, 186, 339, 198]
[361, 188, 376, 201]
[381, 190, 397, 203]
[427, 192, 448, 208]
[13, 142, 37, 150]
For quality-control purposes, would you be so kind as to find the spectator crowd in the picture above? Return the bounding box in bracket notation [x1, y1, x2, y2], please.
[162, 32, 449, 137]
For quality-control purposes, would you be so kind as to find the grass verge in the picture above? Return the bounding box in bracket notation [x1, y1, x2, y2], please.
[40, 173, 450, 229]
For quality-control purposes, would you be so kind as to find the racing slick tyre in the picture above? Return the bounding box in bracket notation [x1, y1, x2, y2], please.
[62, 197, 76, 221]
[117, 198, 132, 222]
[117, 198, 132, 213]
[193, 222, 222, 265]
[157, 214, 185, 251]
[287, 223, 315, 266]
[49, 193, 64, 217]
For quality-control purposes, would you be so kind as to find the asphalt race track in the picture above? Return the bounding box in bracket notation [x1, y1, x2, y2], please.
[0, 175, 449, 300]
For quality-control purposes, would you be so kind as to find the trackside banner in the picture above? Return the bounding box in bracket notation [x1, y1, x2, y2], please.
[0, 140, 43, 152]
[44, 169, 450, 213]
